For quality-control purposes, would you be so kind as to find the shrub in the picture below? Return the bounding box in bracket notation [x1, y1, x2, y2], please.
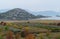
[25, 34, 35, 39]
[39, 33, 44, 39]
[15, 32, 21, 39]
[51, 28, 60, 32]
[6, 30, 14, 39]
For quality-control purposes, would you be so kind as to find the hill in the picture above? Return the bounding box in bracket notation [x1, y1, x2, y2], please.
[0, 8, 37, 20]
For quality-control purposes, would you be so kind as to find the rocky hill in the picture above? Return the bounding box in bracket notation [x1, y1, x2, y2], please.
[0, 8, 37, 20]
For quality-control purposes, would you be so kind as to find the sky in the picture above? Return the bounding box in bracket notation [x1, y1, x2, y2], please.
[0, 0, 60, 12]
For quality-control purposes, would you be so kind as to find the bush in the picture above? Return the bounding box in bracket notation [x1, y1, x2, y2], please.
[51, 28, 60, 32]
[21, 31, 26, 37]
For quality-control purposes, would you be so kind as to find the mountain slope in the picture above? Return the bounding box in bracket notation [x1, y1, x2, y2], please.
[0, 8, 36, 20]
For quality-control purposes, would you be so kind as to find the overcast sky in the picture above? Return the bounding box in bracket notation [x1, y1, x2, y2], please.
[0, 0, 60, 12]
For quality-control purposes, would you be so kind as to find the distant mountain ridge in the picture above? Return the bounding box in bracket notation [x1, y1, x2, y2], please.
[0, 9, 9, 13]
[29, 11, 60, 16]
